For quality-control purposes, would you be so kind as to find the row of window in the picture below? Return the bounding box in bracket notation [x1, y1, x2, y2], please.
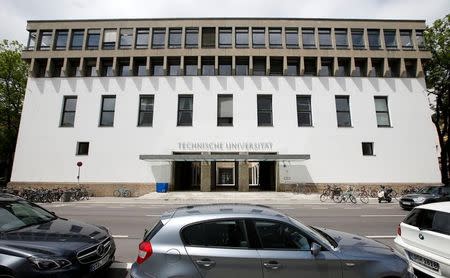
[34, 56, 421, 78]
[61, 94, 391, 128]
[27, 27, 425, 51]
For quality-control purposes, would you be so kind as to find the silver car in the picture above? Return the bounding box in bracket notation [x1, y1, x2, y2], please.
[130, 204, 409, 278]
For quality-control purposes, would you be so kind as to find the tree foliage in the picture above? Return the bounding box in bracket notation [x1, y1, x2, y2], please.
[425, 14, 450, 185]
[0, 40, 28, 183]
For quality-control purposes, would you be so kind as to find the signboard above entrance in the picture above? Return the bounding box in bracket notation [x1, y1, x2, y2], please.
[177, 142, 273, 152]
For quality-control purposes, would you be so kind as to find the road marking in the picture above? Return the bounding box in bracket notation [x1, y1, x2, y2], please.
[145, 214, 161, 217]
[311, 207, 328, 210]
[112, 235, 129, 238]
[274, 207, 296, 210]
[343, 207, 360, 209]
[110, 262, 133, 269]
[107, 206, 123, 209]
[366, 235, 396, 239]
[361, 215, 406, 217]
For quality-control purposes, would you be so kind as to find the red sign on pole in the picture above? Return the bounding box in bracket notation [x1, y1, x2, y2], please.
[77, 161, 83, 167]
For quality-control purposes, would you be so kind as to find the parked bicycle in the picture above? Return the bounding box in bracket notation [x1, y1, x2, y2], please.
[354, 186, 370, 204]
[10, 186, 91, 203]
[113, 187, 133, 197]
[319, 185, 342, 202]
[333, 186, 357, 204]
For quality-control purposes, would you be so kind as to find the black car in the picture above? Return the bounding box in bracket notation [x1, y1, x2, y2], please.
[399, 186, 450, 210]
[0, 193, 115, 278]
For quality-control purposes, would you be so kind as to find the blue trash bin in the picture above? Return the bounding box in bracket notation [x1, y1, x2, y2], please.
[156, 183, 168, 193]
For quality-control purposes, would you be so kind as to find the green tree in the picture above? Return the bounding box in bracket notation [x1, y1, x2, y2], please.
[0, 40, 28, 184]
[425, 14, 450, 185]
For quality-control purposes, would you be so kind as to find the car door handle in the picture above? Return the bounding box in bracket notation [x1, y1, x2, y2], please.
[195, 259, 216, 269]
[263, 261, 281, 270]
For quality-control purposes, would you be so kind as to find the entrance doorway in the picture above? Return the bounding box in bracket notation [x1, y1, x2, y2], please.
[258, 161, 276, 191]
[214, 162, 238, 191]
[173, 161, 200, 191]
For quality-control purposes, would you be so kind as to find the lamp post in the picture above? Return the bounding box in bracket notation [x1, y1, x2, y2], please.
[77, 161, 83, 186]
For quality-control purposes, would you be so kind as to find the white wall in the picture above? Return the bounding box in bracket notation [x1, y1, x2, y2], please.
[11, 76, 441, 184]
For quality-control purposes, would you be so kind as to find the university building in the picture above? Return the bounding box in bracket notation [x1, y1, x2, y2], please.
[10, 18, 441, 195]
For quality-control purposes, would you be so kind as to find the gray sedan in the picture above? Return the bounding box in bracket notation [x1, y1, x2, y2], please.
[130, 204, 410, 278]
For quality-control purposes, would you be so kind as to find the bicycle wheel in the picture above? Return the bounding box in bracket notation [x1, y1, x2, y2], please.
[333, 195, 343, 203]
[349, 195, 357, 204]
[360, 193, 369, 204]
[113, 190, 121, 197]
[320, 193, 329, 202]
[123, 190, 131, 198]
[391, 190, 398, 200]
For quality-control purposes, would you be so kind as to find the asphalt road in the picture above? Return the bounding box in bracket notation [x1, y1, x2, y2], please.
[42, 201, 407, 277]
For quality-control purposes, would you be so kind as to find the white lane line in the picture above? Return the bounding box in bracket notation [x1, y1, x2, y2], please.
[311, 207, 328, 210]
[112, 235, 129, 238]
[366, 235, 396, 239]
[343, 207, 360, 209]
[107, 206, 123, 209]
[361, 215, 406, 217]
[145, 214, 161, 217]
[110, 262, 133, 269]
[274, 207, 296, 210]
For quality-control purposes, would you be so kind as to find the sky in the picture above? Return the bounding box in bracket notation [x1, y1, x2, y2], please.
[0, 0, 448, 44]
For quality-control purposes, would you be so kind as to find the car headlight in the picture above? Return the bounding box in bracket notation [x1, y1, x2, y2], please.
[414, 197, 426, 203]
[28, 256, 72, 270]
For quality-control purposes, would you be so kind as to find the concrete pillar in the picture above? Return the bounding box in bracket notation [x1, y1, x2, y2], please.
[112, 57, 118, 76]
[367, 57, 373, 77]
[200, 161, 211, 192]
[162, 56, 167, 76]
[131, 27, 137, 49]
[283, 56, 287, 75]
[350, 57, 356, 76]
[180, 56, 184, 76]
[333, 56, 339, 76]
[264, 27, 269, 48]
[61, 58, 68, 77]
[314, 27, 319, 49]
[362, 28, 369, 49]
[95, 57, 101, 77]
[400, 58, 407, 78]
[98, 28, 105, 50]
[238, 161, 249, 192]
[78, 57, 85, 77]
[197, 56, 202, 76]
[29, 58, 35, 77]
[299, 56, 305, 75]
[249, 56, 254, 75]
[347, 28, 353, 49]
[266, 56, 270, 76]
[330, 27, 336, 49]
[231, 27, 235, 49]
[45, 58, 51, 77]
[416, 58, 424, 77]
[383, 58, 390, 77]
[316, 56, 321, 76]
[129, 56, 134, 76]
[232, 56, 236, 75]
[146, 56, 151, 76]
[379, 29, 386, 50]
[215, 56, 219, 75]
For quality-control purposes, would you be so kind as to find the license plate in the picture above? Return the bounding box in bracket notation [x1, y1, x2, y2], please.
[402, 202, 411, 205]
[90, 255, 110, 272]
[408, 251, 440, 272]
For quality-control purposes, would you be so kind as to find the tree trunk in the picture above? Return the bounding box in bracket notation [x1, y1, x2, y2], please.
[434, 121, 449, 185]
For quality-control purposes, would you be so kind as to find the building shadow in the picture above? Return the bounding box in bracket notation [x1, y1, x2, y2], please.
[268, 77, 279, 91]
[217, 76, 228, 90]
[183, 76, 194, 91]
[302, 76, 313, 91]
[234, 76, 245, 90]
[99, 77, 110, 92]
[252, 76, 262, 90]
[353, 78, 363, 92]
[199, 76, 211, 90]
[67, 78, 78, 93]
[318, 77, 330, 91]
[115, 77, 126, 92]
[403, 78, 413, 93]
[368, 77, 380, 92]
[167, 77, 176, 91]
[336, 77, 347, 91]
[149, 77, 160, 91]
[385, 78, 397, 92]
[285, 77, 296, 91]
[50, 78, 62, 94]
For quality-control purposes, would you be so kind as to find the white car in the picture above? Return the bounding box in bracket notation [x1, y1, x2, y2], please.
[395, 201, 450, 278]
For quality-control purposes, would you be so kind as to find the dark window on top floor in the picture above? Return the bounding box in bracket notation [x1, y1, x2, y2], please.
[335, 28, 348, 48]
[285, 28, 299, 48]
[177, 95, 193, 126]
[100, 58, 113, 77]
[138, 95, 154, 127]
[99, 95, 116, 127]
[405, 59, 417, 78]
[133, 57, 147, 76]
[400, 30, 413, 49]
[60, 96, 77, 127]
[27, 30, 37, 50]
[34, 59, 47, 78]
[185, 27, 199, 48]
[83, 58, 96, 77]
[39, 31, 52, 50]
[416, 30, 425, 49]
[252, 28, 265, 48]
[202, 27, 216, 48]
[253, 57, 266, 76]
[304, 57, 317, 76]
[150, 57, 164, 76]
[354, 58, 367, 77]
[368, 29, 381, 49]
[319, 28, 332, 48]
[219, 57, 232, 76]
[235, 27, 249, 48]
[235, 57, 249, 75]
[337, 58, 351, 77]
[219, 28, 232, 48]
[86, 29, 100, 50]
[50, 59, 64, 77]
[297, 95, 312, 127]
[287, 57, 300, 76]
[270, 57, 283, 76]
[119, 28, 133, 49]
[319, 58, 333, 76]
[152, 28, 166, 49]
[70, 30, 84, 50]
[335, 96, 351, 127]
[269, 28, 282, 48]
[374, 96, 390, 127]
[370, 58, 384, 77]
[103, 29, 117, 50]
[201, 57, 215, 76]
[257, 95, 273, 126]
[66, 58, 80, 77]
[55, 30, 68, 50]
[184, 57, 198, 76]
[117, 58, 130, 76]
[168, 28, 182, 48]
[217, 95, 233, 126]
[351, 29, 365, 49]
[136, 28, 149, 49]
[384, 30, 397, 49]
[167, 57, 181, 76]
[302, 28, 315, 48]
[387, 59, 400, 77]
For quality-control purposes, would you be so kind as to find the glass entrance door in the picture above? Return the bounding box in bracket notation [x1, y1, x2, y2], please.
[216, 162, 235, 187]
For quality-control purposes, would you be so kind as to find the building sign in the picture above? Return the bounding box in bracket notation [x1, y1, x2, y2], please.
[178, 142, 273, 152]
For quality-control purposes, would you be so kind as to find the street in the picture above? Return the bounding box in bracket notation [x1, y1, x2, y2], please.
[42, 198, 407, 277]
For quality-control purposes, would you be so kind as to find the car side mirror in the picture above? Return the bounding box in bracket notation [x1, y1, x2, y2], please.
[310, 242, 321, 257]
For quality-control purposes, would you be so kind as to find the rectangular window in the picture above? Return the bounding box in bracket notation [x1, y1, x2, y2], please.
[416, 30, 425, 49]
[253, 57, 266, 76]
[168, 28, 182, 48]
[55, 30, 68, 50]
[27, 31, 37, 50]
[374, 96, 390, 127]
[76, 142, 89, 156]
[362, 142, 374, 156]
[269, 28, 282, 48]
[388, 58, 400, 77]
[297, 95, 312, 127]
[70, 30, 84, 50]
[257, 95, 273, 126]
[400, 30, 413, 49]
[384, 30, 397, 49]
[304, 57, 317, 76]
[335, 29, 348, 48]
[138, 95, 154, 127]
[218, 57, 232, 76]
[287, 57, 300, 76]
[103, 29, 117, 50]
[167, 57, 181, 76]
[150, 57, 164, 76]
[236, 57, 249, 75]
[119, 28, 133, 49]
[371, 58, 384, 77]
[100, 59, 113, 77]
[201, 57, 215, 76]
[302, 28, 315, 48]
[202, 27, 216, 48]
[177, 95, 193, 126]
[86, 29, 100, 50]
[318, 28, 332, 48]
[354, 58, 367, 77]
[368, 29, 381, 49]
[184, 57, 198, 76]
[351, 29, 365, 49]
[99, 96, 116, 127]
[185, 27, 199, 48]
[117, 59, 130, 76]
[405, 59, 417, 78]
[235, 27, 249, 48]
[337, 58, 350, 77]
[152, 28, 166, 49]
[252, 28, 265, 48]
[285, 28, 299, 48]
[133, 57, 147, 76]
[135, 28, 149, 49]
[219, 28, 232, 48]
[60, 96, 77, 127]
[335, 96, 351, 127]
[217, 95, 233, 126]
[39, 31, 52, 50]
[182, 220, 247, 248]
[319, 58, 333, 76]
[270, 57, 283, 75]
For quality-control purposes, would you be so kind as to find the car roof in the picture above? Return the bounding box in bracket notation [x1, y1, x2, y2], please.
[416, 201, 450, 213]
[0, 193, 22, 202]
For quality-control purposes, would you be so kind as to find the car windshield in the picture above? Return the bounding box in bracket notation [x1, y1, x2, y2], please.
[288, 216, 338, 248]
[418, 187, 439, 194]
[0, 200, 56, 232]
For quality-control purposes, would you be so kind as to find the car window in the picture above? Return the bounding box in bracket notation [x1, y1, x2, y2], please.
[441, 187, 450, 195]
[0, 201, 55, 232]
[254, 220, 311, 250]
[183, 220, 248, 248]
[404, 208, 450, 236]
